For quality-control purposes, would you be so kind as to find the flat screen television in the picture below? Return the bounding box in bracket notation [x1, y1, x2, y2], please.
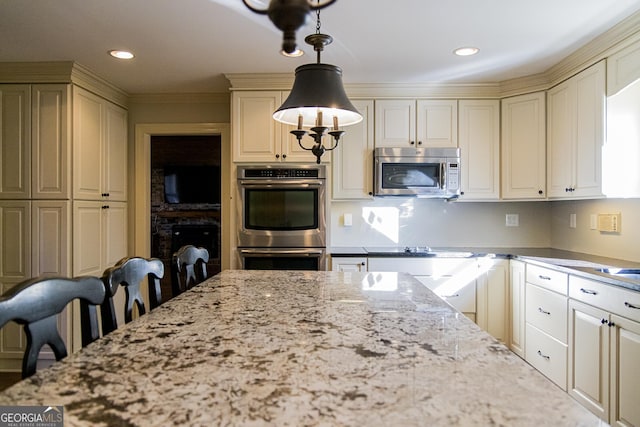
[164, 165, 221, 204]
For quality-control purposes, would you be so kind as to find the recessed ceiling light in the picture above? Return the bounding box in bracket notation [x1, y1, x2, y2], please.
[108, 50, 135, 60]
[281, 48, 304, 58]
[454, 47, 479, 57]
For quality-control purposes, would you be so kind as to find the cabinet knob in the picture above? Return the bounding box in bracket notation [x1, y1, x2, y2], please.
[282, 154, 287, 159]
[410, 141, 415, 145]
[538, 190, 544, 195]
[360, 262, 365, 266]
[417, 141, 422, 145]
[275, 154, 280, 159]
[102, 205, 110, 209]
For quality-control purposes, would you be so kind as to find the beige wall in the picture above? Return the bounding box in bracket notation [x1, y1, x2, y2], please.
[550, 198, 640, 262]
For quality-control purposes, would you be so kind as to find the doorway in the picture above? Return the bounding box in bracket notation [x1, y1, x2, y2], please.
[133, 123, 232, 278]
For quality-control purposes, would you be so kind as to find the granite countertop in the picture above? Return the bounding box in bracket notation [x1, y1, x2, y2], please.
[331, 246, 640, 291]
[0, 270, 598, 426]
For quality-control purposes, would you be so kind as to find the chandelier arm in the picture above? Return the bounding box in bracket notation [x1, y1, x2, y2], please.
[309, 0, 338, 10]
[241, 0, 269, 14]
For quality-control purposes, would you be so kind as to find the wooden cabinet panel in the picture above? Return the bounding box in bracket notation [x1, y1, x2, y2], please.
[374, 99, 415, 147]
[331, 257, 367, 272]
[526, 322, 568, 390]
[526, 283, 568, 343]
[610, 314, 640, 427]
[416, 100, 457, 148]
[510, 260, 526, 358]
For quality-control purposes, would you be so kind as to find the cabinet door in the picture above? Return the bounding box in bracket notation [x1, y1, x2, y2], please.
[32, 200, 70, 277]
[610, 314, 640, 427]
[332, 99, 374, 199]
[476, 258, 509, 342]
[103, 201, 128, 268]
[331, 257, 367, 272]
[510, 260, 526, 358]
[374, 99, 415, 147]
[103, 102, 127, 201]
[232, 91, 282, 162]
[501, 92, 546, 199]
[416, 100, 457, 148]
[73, 87, 104, 200]
[32, 84, 70, 199]
[547, 79, 575, 197]
[568, 299, 609, 421]
[0, 85, 31, 199]
[72, 201, 103, 276]
[0, 201, 32, 371]
[573, 61, 604, 198]
[458, 100, 500, 200]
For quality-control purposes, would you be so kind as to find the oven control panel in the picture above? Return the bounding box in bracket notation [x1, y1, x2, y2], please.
[240, 166, 325, 179]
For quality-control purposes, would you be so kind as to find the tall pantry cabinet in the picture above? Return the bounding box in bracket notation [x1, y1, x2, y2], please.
[0, 74, 128, 370]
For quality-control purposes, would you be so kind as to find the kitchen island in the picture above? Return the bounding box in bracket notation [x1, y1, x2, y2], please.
[0, 270, 598, 426]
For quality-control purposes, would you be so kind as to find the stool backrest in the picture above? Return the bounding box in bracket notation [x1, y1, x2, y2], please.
[101, 257, 164, 335]
[0, 276, 105, 378]
[171, 245, 209, 297]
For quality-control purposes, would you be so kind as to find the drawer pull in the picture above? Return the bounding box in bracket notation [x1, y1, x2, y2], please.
[537, 350, 550, 360]
[538, 307, 551, 315]
[539, 275, 551, 280]
[624, 302, 640, 310]
[580, 288, 598, 295]
[442, 294, 460, 298]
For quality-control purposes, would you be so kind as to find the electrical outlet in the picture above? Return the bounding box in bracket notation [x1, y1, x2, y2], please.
[569, 213, 577, 228]
[506, 214, 519, 227]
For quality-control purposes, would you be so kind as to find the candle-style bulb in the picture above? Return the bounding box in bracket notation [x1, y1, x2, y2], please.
[333, 116, 339, 131]
[297, 114, 303, 130]
[317, 111, 323, 127]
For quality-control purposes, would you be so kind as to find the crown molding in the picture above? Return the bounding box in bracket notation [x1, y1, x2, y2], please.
[129, 92, 229, 104]
[0, 61, 129, 107]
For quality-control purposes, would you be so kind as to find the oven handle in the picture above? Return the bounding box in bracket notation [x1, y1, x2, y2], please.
[239, 248, 324, 257]
[238, 179, 324, 187]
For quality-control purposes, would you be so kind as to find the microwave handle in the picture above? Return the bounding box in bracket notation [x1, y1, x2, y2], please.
[440, 162, 446, 189]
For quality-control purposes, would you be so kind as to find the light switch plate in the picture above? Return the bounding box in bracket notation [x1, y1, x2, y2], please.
[506, 214, 519, 227]
[569, 213, 577, 228]
[343, 213, 353, 227]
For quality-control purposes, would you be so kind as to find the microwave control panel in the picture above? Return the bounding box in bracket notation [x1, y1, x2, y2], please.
[447, 162, 460, 190]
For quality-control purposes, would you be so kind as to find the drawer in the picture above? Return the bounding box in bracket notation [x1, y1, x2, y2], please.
[570, 275, 640, 323]
[416, 275, 476, 313]
[525, 323, 568, 391]
[526, 264, 568, 295]
[526, 283, 568, 343]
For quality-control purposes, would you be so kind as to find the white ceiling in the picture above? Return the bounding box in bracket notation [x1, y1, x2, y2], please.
[1, 0, 640, 94]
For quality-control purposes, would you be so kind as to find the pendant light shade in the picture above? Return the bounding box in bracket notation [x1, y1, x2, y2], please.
[273, 63, 363, 128]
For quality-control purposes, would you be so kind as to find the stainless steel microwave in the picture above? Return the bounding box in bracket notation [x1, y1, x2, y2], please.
[373, 147, 461, 199]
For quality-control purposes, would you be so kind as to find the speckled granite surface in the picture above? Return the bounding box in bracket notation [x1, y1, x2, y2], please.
[0, 270, 599, 426]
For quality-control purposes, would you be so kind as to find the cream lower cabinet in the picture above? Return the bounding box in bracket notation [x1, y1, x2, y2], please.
[509, 259, 526, 358]
[0, 200, 69, 370]
[524, 264, 569, 390]
[569, 275, 640, 426]
[330, 257, 367, 272]
[476, 258, 509, 342]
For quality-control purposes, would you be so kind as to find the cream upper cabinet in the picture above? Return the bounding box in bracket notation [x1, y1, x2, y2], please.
[458, 100, 500, 200]
[375, 99, 457, 148]
[332, 99, 374, 199]
[1, 84, 70, 200]
[0, 85, 31, 199]
[607, 39, 640, 96]
[232, 91, 324, 163]
[501, 92, 546, 199]
[73, 86, 127, 201]
[547, 61, 605, 199]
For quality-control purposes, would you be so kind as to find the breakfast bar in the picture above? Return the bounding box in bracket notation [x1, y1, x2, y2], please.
[0, 270, 599, 426]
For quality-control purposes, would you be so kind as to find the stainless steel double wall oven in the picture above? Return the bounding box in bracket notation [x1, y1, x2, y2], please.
[236, 165, 327, 270]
